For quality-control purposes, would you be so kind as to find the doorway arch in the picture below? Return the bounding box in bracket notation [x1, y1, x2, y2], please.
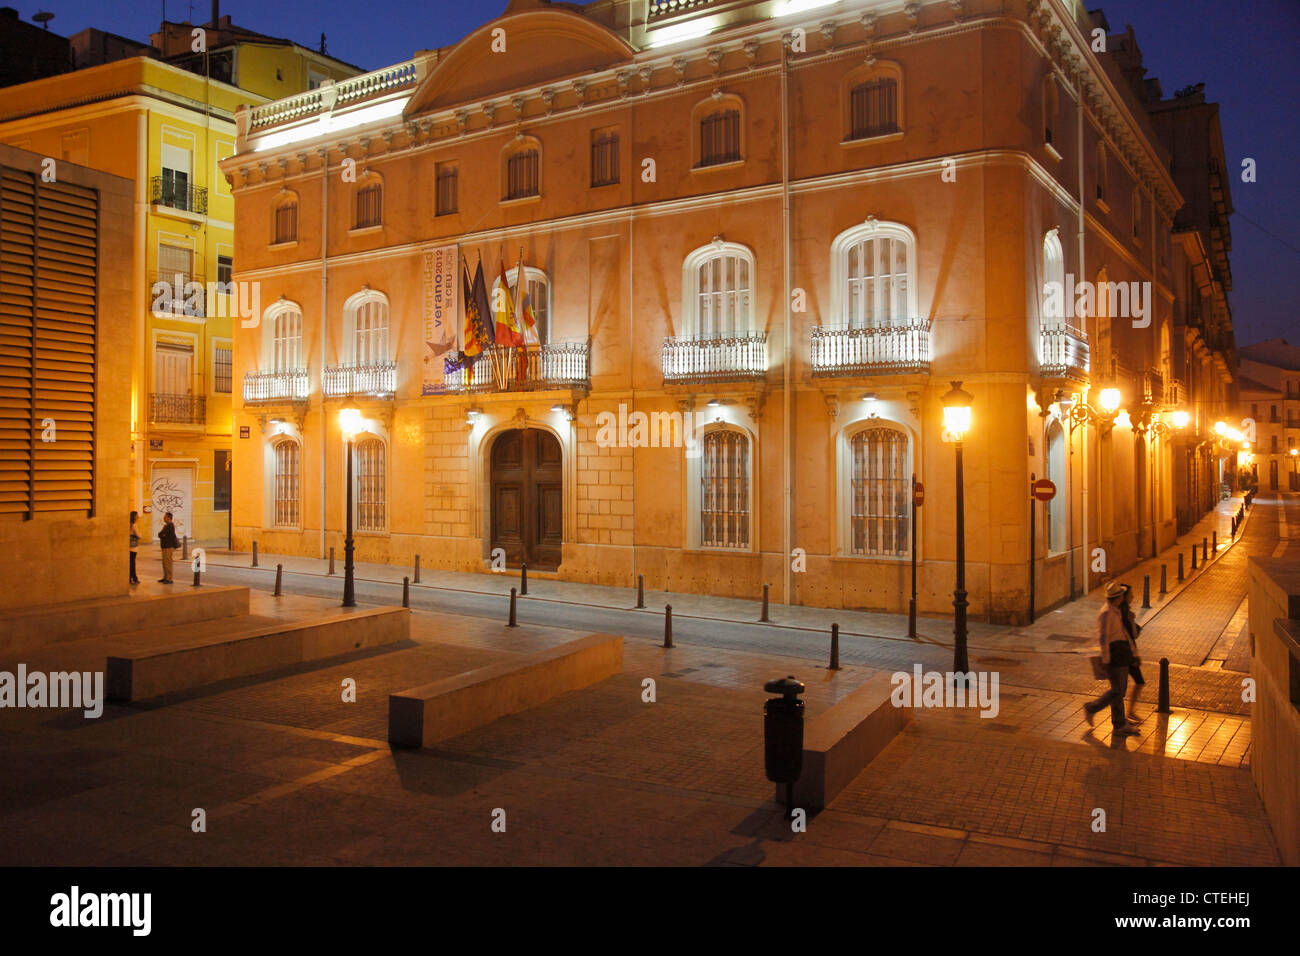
[490, 428, 563, 570]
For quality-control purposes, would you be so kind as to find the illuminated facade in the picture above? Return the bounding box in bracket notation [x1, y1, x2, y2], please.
[224, 0, 1236, 621]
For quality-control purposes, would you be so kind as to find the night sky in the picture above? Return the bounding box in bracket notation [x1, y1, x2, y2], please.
[14, 0, 1298, 346]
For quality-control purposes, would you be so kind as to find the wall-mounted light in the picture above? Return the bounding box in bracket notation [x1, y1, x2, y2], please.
[861, 392, 877, 403]
[707, 398, 722, 407]
[1097, 388, 1122, 414]
[1171, 410, 1190, 429]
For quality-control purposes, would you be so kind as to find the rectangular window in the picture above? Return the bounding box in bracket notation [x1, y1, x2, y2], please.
[214, 449, 231, 512]
[699, 110, 741, 167]
[274, 202, 298, 243]
[217, 254, 232, 285]
[700, 430, 750, 549]
[851, 427, 909, 557]
[214, 345, 232, 394]
[273, 442, 300, 528]
[850, 79, 899, 140]
[356, 440, 386, 532]
[435, 162, 459, 215]
[505, 149, 540, 200]
[355, 183, 382, 228]
[591, 130, 619, 187]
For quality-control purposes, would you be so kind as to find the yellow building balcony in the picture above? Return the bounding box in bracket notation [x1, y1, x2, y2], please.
[149, 392, 206, 426]
[662, 332, 766, 385]
[149, 176, 208, 216]
[443, 343, 589, 393]
[323, 361, 397, 398]
[243, 368, 310, 404]
[809, 320, 931, 378]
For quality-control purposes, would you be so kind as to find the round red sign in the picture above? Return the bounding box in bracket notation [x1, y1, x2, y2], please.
[1032, 478, 1057, 502]
[913, 482, 925, 506]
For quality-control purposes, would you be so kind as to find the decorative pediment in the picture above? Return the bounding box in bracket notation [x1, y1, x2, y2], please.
[405, 5, 635, 117]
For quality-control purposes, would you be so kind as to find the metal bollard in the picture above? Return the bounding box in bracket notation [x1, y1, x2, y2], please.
[402, 576, 410, 609]
[1212, 530, 1218, 553]
[1178, 553, 1184, 582]
[181, 535, 188, 560]
[1202, 538, 1208, 563]
[829, 623, 841, 671]
[664, 604, 673, 648]
[1157, 658, 1171, 713]
[1191, 546, 1198, 571]
[507, 587, 518, 628]
[1159, 564, 1167, 596]
[329, 547, 335, 575]
[521, 562, 528, 596]
[636, 574, 645, 609]
[760, 583, 770, 623]
[414, 554, 420, 584]
[1142, 575, 1151, 610]
[252, 540, 258, 568]
[192, 567, 201, 587]
[274, 563, 283, 596]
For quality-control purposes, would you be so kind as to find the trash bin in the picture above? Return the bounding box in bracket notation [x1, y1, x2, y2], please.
[764, 676, 805, 816]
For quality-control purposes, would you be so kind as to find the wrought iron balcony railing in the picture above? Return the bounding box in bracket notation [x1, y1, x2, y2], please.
[1163, 378, 1188, 410]
[443, 343, 589, 393]
[243, 368, 310, 404]
[1039, 324, 1090, 381]
[150, 176, 208, 215]
[323, 361, 397, 397]
[1143, 368, 1165, 405]
[149, 392, 206, 424]
[662, 332, 767, 385]
[810, 320, 931, 377]
[149, 271, 206, 317]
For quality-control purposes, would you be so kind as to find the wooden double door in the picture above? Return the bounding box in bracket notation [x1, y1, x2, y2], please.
[490, 428, 562, 570]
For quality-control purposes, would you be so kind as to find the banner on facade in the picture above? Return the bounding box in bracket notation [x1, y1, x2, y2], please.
[421, 243, 459, 395]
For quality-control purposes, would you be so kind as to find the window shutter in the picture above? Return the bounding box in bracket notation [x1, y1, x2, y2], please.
[0, 169, 36, 516]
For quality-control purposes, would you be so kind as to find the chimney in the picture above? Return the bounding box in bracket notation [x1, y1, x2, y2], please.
[210, 0, 218, 27]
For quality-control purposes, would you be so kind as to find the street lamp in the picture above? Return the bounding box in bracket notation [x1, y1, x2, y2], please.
[1291, 447, 1298, 491]
[942, 381, 973, 674]
[339, 399, 362, 608]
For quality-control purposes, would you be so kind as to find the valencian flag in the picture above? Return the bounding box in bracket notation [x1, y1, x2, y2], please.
[462, 256, 493, 357]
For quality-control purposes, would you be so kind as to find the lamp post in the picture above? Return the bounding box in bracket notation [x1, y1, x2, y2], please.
[339, 399, 362, 607]
[942, 381, 973, 674]
[1291, 447, 1298, 491]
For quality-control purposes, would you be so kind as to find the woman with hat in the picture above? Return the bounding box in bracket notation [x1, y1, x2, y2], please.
[1083, 581, 1141, 736]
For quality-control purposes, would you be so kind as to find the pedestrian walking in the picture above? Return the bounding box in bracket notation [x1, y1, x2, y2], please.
[157, 512, 179, 584]
[1118, 585, 1145, 722]
[1083, 581, 1141, 736]
[129, 510, 141, 585]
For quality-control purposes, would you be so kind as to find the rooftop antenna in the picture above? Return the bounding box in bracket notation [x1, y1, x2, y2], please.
[32, 11, 54, 30]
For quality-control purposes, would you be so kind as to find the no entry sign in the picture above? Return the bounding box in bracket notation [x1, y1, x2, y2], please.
[1031, 478, 1057, 502]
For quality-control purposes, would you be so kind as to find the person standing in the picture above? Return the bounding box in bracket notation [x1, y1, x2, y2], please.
[157, 512, 179, 584]
[129, 510, 141, 585]
[1084, 581, 1140, 736]
[1118, 585, 1145, 721]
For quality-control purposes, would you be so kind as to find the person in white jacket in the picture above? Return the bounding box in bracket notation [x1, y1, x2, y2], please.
[1083, 581, 1141, 735]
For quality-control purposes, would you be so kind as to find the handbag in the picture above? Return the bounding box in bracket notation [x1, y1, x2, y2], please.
[130, 532, 140, 548]
[1089, 655, 1108, 681]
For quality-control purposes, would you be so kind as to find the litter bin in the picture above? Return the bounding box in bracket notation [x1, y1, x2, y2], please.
[763, 676, 805, 816]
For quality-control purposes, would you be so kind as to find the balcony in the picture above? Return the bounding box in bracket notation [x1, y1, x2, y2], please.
[150, 176, 208, 215]
[324, 361, 397, 398]
[810, 321, 930, 378]
[1142, 368, 1165, 406]
[149, 392, 205, 425]
[150, 271, 207, 317]
[1164, 378, 1188, 409]
[443, 343, 589, 393]
[662, 332, 766, 385]
[243, 369, 310, 404]
[1039, 324, 1090, 382]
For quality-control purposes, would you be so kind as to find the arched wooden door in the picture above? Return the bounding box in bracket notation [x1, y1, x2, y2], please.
[490, 428, 562, 570]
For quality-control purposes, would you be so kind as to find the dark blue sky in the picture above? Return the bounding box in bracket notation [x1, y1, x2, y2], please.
[19, 0, 1299, 346]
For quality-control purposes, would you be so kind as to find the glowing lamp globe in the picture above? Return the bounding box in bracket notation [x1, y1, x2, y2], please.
[339, 401, 363, 437]
[941, 381, 974, 440]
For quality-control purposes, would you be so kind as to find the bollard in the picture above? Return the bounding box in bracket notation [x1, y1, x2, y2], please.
[760, 583, 770, 623]
[664, 604, 673, 648]
[1159, 564, 1167, 596]
[636, 574, 645, 609]
[414, 554, 420, 584]
[252, 540, 258, 568]
[1141, 574, 1151, 609]
[1191, 546, 1197, 571]
[1178, 553, 1184, 581]
[507, 587, 518, 628]
[329, 547, 335, 575]
[1202, 538, 1208, 563]
[1212, 530, 1218, 553]
[1157, 658, 1171, 713]
[521, 562, 528, 596]
[192, 567, 201, 587]
[274, 563, 283, 596]
[181, 535, 188, 560]
[402, 576, 410, 609]
[829, 623, 841, 671]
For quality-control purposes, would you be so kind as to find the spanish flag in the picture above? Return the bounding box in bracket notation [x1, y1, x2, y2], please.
[495, 258, 525, 347]
[515, 249, 538, 343]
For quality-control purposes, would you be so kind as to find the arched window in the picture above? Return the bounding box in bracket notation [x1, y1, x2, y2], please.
[841, 61, 903, 143]
[1043, 76, 1059, 148]
[355, 437, 386, 532]
[1041, 229, 1065, 330]
[270, 303, 303, 372]
[832, 220, 917, 328]
[272, 193, 298, 244]
[700, 429, 750, 549]
[849, 425, 910, 557]
[355, 178, 382, 228]
[503, 138, 541, 200]
[272, 439, 300, 528]
[684, 242, 753, 339]
[345, 291, 390, 365]
[492, 268, 550, 344]
[1045, 421, 1067, 554]
[693, 95, 744, 167]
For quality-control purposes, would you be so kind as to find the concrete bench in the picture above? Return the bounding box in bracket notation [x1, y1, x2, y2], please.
[106, 606, 409, 701]
[389, 633, 623, 748]
[786, 672, 912, 811]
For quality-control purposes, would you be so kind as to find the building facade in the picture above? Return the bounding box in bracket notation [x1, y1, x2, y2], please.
[225, 0, 1237, 622]
[1239, 340, 1300, 493]
[0, 23, 359, 544]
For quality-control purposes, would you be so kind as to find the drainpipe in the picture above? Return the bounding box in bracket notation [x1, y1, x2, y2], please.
[1076, 69, 1089, 598]
[135, 111, 148, 515]
[319, 146, 329, 557]
[780, 35, 792, 606]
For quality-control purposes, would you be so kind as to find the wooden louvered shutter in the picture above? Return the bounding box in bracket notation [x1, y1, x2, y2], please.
[0, 169, 36, 516]
[33, 180, 97, 514]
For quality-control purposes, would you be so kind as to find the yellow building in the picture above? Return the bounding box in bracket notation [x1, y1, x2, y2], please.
[0, 26, 359, 545]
